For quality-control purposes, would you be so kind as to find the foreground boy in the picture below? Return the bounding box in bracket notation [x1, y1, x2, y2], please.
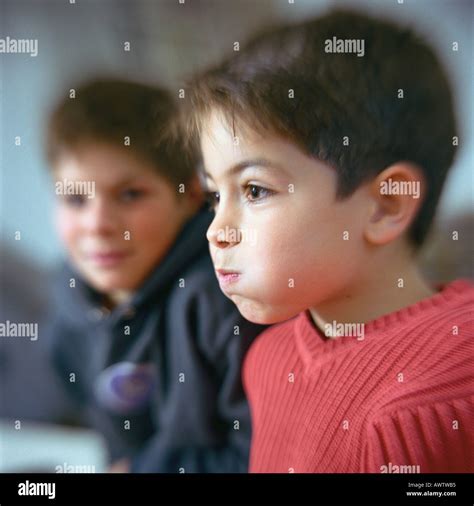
[184, 10, 474, 472]
[45, 78, 264, 472]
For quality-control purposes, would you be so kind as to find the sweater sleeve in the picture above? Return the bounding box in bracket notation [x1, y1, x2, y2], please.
[362, 395, 474, 473]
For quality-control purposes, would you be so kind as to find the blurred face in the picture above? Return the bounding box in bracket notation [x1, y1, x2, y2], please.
[201, 113, 371, 324]
[54, 143, 192, 298]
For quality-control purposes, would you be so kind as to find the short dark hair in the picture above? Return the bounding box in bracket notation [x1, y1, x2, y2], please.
[185, 9, 458, 247]
[46, 78, 197, 185]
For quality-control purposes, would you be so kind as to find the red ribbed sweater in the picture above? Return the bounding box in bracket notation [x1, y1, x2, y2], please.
[243, 279, 474, 473]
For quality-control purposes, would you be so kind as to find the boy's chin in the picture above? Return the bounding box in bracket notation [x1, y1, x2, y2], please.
[82, 273, 138, 297]
[232, 295, 298, 325]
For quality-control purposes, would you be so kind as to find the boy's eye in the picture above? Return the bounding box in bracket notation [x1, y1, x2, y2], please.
[120, 188, 145, 202]
[244, 184, 274, 202]
[62, 194, 86, 207]
[205, 190, 220, 211]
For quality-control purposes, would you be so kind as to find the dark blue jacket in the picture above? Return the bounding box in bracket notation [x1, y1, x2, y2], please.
[47, 208, 266, 472]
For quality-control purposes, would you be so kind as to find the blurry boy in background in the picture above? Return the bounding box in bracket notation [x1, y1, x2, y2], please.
[45, 78, 265, 472]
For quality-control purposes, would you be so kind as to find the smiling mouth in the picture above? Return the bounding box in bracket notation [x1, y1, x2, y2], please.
[215, 269, 241, 287]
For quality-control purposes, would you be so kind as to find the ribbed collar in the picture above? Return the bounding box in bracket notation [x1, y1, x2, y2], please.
[294, 279, 474, 369]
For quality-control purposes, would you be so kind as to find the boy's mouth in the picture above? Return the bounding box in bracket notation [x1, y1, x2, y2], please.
[215, 268, 241, 288]
[87, 250, 131, 267]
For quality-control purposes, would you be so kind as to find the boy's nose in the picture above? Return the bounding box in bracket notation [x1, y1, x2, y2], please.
[206, 213, 240, 249]
[82, 200, 118, 235]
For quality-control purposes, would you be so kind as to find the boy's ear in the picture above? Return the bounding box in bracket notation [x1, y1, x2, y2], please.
[364, 163, 425, 246]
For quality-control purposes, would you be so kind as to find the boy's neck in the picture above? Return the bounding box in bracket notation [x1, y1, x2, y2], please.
[309, 252, 436, 333]
[104, 290, 133, 309]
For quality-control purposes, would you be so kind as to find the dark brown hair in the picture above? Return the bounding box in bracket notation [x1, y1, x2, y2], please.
[184, 9, 458, 247]
[46, 78, 197, 185]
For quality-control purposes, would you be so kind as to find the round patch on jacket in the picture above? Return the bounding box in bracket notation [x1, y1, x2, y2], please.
[94, 362, 157, 414]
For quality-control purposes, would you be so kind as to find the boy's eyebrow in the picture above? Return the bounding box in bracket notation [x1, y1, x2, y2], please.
[204, 158, 288, 181]
[110, 176, 144, 188]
